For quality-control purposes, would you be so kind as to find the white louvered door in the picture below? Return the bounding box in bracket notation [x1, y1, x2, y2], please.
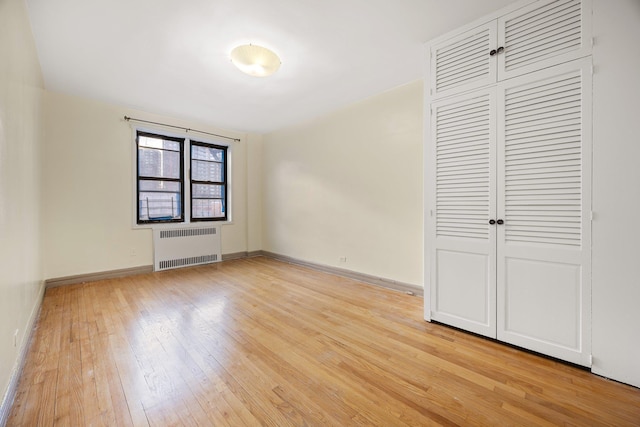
[428, 89, 497, 338]
[430, 22, 497, 100]
[425, 0, 593, 366]
[429, 0, 591, 101]
[496, 58, 591, 366]
[498, 0, 592, 82]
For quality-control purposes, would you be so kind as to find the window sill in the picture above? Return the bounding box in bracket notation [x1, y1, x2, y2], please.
[133, 220, 233, 230]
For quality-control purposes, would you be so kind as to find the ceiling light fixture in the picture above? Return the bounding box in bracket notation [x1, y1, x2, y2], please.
[230, 44, 281, 77]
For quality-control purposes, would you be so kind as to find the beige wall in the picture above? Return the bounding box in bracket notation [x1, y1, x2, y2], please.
[246, 133, 263, 252]
[262, 81, 424, 286]
[0, 0, 45, 409]
[42, 91, 259, 279]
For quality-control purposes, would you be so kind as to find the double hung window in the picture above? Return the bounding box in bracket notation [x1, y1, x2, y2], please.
[136, 130, 229, 225]
[137, 132, 184, 223]
[191, 142, 227, 221]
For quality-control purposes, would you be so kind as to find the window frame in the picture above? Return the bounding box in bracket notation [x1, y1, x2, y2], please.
[190, 140, 229, 222]
[136, 131, 186, 224]
[132, 126, 233, 228]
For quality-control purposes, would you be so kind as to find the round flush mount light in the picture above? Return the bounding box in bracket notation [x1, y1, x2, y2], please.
[230, 44, 281, 77]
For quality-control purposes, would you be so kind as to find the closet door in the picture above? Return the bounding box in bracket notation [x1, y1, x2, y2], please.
[429, 21, 497, 100]
[498, 0, 592, 82]
[428, 88, 497, 338]
[496, 58, 592, 366]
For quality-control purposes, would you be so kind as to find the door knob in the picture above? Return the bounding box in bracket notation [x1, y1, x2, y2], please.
[489, 219, 496, 225]
[497, 219, 504, 225]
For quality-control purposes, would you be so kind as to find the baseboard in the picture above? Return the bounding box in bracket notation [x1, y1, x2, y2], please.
[42, 252, 423, 298]
[0, 280, 46, 426]
[43, 252, 266, 287]
[45, 265, 154, 288]
[260, 251, 424, 297]
[221, 252, 248, 261]
[221, 251, 264, 261]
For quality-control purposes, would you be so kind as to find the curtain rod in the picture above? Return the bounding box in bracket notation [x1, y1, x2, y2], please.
[124, 116, 241, 142]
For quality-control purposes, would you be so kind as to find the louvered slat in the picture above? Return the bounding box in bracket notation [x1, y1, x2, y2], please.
[503, 0, 583, 73]
[436, 95, 491, 240]
[504, 72, 582, 246]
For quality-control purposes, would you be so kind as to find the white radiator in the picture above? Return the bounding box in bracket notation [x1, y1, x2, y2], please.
[152, 226, 221, 271]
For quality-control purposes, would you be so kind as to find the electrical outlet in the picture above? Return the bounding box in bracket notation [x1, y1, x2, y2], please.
[13, 329, 18, 347]
[339, 257, 347, 263]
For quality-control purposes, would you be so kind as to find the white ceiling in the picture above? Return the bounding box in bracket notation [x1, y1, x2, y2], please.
[25, 0, 517, 134]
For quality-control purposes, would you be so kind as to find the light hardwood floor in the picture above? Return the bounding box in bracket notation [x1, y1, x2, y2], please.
[7, 256, 640, 426]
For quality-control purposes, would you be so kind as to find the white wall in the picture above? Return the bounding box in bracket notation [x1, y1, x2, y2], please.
[591, 0, 640, 388]
[42, 91, 259, 279]
[262, 81, 424, 286]
[0, 0, 45, 408]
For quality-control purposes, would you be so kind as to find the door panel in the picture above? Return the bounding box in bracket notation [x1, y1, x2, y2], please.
[430, 21, 497, 100]
[497, 58, 592, 366]
[498, 0, 592, 81]
[433, 244, 494, 337]
[429, 88, 497, 338]
[503, 256, 581, 349]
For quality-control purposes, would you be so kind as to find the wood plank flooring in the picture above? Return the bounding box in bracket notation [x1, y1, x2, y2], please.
[7, 256, 640, 426]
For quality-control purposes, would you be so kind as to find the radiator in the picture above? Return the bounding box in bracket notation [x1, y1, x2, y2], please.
[152, 226, 221, 271]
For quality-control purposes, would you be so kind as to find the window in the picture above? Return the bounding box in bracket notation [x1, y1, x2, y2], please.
[137, 132, 185, 223]
[191, 141, 228, 221]
[135, 130, 230, 225]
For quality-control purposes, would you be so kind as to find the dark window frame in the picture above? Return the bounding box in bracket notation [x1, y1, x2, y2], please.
[190, 140, 228, 222]
[136, 131, 185, 224]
